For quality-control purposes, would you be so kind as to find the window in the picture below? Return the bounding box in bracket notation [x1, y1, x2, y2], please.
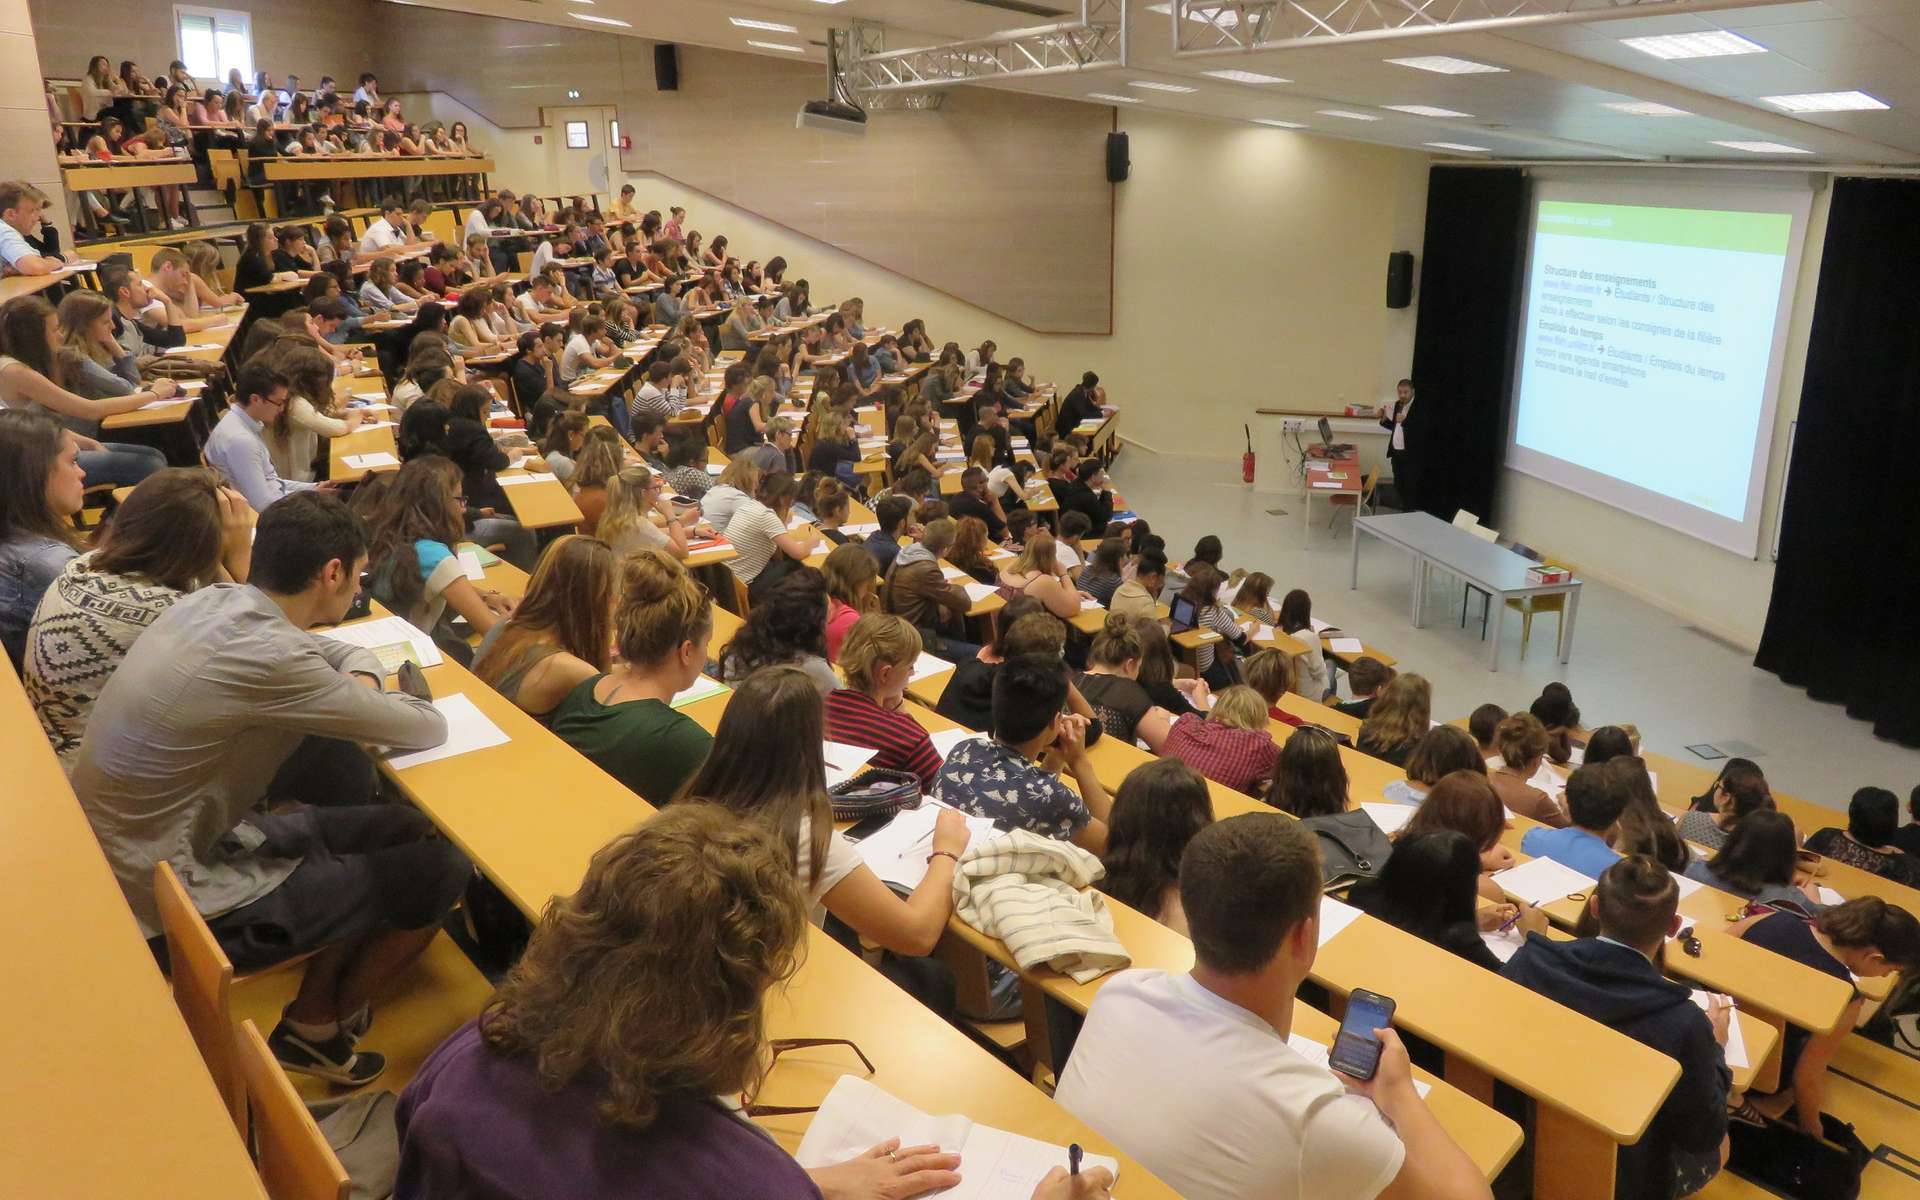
[174, 6, 254, 86]
[565, 120, 590, 149]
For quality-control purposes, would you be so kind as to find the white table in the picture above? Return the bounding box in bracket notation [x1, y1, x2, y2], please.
[1351, 511, 1583, 671]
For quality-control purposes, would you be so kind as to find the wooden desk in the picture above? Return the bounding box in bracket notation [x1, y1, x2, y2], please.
[62, 160, 198, 191]
[327, 423, 401, 484]
[101, 396, 195, 431]
[1276, 692, 1363, 738]
[1071, 601, 1167, 636]
[0, 272, 67, 303]
[0, 663, 268, 1199]
[497, 469, 583, 530]
[264, 156, 495, 183]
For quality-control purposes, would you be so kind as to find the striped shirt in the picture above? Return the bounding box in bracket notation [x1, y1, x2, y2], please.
[1194, 603, 1248, 673]
[1164, 713, 1277, 797]
[824, 688, 943, 785]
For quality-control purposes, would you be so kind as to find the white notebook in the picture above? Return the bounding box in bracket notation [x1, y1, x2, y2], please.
[1492, 857, 1596, 907]
[795, 1076, 1118, 1200]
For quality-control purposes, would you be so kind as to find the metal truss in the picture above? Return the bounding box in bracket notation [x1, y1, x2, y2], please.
[1168, 0, 1805, 54]
[837, 0, 1127, 95]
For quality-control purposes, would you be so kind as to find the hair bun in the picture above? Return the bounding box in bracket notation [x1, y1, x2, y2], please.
[621, 550, 678, 603]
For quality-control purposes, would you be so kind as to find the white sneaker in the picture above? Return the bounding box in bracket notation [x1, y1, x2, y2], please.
[168, 216, 189, 230]
[317, 192, 335, 208]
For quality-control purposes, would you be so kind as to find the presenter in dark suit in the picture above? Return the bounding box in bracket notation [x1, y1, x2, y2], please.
[1379, 377, 1419, 513]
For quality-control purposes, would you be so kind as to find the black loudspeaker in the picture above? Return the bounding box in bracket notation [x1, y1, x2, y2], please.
[1386, 250, 1414, 309]
[1105, 132, 1129, 183]
[654, 43, 680, 91]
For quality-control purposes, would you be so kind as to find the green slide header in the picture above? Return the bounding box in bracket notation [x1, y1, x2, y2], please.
[1538, 200, 1791, 255]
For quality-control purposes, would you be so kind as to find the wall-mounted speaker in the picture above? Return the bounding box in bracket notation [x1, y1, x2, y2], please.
[1386, 250, 1414, 309]
[654, 43, 680, 92]
[1106, 132, 1129, 183]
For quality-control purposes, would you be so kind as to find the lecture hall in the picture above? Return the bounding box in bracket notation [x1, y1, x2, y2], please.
[5, 0, 1920, 1197]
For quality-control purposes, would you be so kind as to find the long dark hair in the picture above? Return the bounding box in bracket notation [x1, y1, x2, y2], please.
[1099, 760, 1213, 920]
[986, 596, 1046, 659]
[1705, 810, 1799, 897]
[0, 295, 59, 384]
[1606, 757, 1690, 872]
[365, 456, 464, 615]
[677, 666, 832, 891]
[397, 401, 452, 460]
[1404, 770, 1507, 853]
[0, 408, 81, 549]
[88, 468, 225, 590]
[1264, 726, 1348, 817]
[473, 534, 615, 688]
[1366, 830, 1483, 943]
[716, 568, 829, 680]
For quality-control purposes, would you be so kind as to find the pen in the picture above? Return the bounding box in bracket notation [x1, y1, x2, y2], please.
[1496, 901, 1536, 934]
[1069, 1144, 1082, 1177]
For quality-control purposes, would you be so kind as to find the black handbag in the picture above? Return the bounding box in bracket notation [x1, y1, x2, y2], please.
[1301, 811, 1393, 890]
[1727, 1111, 1869, 1200]
[827, 768, 922, 822]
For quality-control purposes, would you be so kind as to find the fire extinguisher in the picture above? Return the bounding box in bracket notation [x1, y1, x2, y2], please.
[1242, 424, 1256, 484]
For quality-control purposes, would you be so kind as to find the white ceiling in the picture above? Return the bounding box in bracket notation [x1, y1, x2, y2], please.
[388, 0, 1920, 165]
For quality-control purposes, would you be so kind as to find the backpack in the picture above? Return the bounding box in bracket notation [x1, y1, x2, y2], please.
[1861, 969, 1920, 1058]
[1726, 1111, 1868, 1199]
[1301, 811, 1393, 890]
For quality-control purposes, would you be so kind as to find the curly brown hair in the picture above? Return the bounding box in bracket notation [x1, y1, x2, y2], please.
[479, 803, 806, 1129]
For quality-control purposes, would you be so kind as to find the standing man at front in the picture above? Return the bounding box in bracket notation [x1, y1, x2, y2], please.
[1379, 377, 1421, 514]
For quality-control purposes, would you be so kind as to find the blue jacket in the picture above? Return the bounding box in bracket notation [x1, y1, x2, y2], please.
[1520, 824, 1622, 880]
[1503, 935, 1730, 1200]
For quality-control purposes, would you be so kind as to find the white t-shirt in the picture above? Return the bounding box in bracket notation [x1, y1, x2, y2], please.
[1056, 542, 1081, 571]
[464, 208, 490, 241]
[359, 217, 402, 256]
[514, 291, 547, 325]
[560, 333, 594, 383]
[531, 241, 557, 277]
[796, 816, 863, 923]
[986, 464, 1019, 499]
[1055, 970, 1406, 1200]
[700, 483, 748, 533]
[724, 498, 787, 583]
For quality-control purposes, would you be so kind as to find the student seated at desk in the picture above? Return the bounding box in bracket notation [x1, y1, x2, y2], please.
[1400, 771, 1517, 902]
[998, 531, 1087, 624]
[204, 360, 330, 515]
[1263, 725, 1349, 818]
[550, 550, 715, 804]
[258, 339, 367, 484]
[947, 516, 999, 586]
[1382, 725, 1485, 805]
[1164, 685, 1279, 798]
[360, 258, 418, 316]
[824, 614, 944, 787]
[1338, 656, 1396, 721]
[1276, 588, 1334, 702]
[1355, 673, 1431, 769]
[1683, 811, 1822, 913]
[1605, 755, 1692, 873]
[472, 534, 613, 726]
[1487, 712, 1568, 828]
[1897, 789, 1920, 859]
[862, 494, 912, 575]
[715, 567, 838, 695]
[885, 516, 978, 663]
[1676, 759, 1771, 852]
[1467, 703, 1505, 761]
[1242, 648, 1303, 729]
[1057, 813, 1492, 1200]
[1504, 856, 1733, 1200]
[1107, 550, 1165, 621]
[1804, 787, 1920, 886]
[1354, 830, 1548, 974]
[1076, 613, 1175, 750]
[937, 651, 1112, 853]
[73, 490, 465, 1085]
[365, 456, 514, 654]
[725, 473, 818, 604]
[819, 542, 877, 662]
[948, 466, 1009, 544]
[600, 465, 695, 562]
[539, 412, 590, 484]
[1520, 764, 1626, 880]
[3, 294, 173, 489]
[1098, 759, 1212, 936]
[1728, 896, 1920, 1135]
[26, 469, 251, 764]
[1529, 681, 1584, 766]
[0, 411, 88, 669]
[1074, 537, 1124, 608]
[397, 805, 1058, 1200]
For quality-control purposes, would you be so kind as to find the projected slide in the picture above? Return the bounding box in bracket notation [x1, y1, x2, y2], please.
[1513, 199, 1793, 526]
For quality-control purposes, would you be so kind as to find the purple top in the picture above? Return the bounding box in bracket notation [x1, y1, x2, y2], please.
[397, 1020, 823, 1199]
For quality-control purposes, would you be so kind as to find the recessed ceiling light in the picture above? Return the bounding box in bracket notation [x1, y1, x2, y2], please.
[1761, 90, 1888, 113]
[1620, 31, 1765, 59]
[1129, 80, 1197, 93]
[748, 39, 805, 52]
[565, 89, 580, 99]
[1252, 118, 1305, 128]
[570, 11, 631, 26]
[1385, 55, 1507, 75]
[730, 17, 799, 33]
[564, 0, 593, 4]
[1318, 109, 1381, 121]
[1087, 92, 1141, 104]
[1710, 139, 1810, 154]
[1425, 141, 1490, 152]
[1384, 104, 1471, 118]
[1601, 100, 1691, 116]
[809, 0, 850, 5]
[1146, 2, 1239, 29]
[1203, 69, 1290, 85]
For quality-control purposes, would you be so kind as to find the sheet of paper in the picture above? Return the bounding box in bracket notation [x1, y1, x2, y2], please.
[1310, 481, 1343, 490]
[1078, 596, 1104, 611]
[1327, 637, 1365, 654]
[496, 472, 559, 486]
[841, 522, 879, 536]
[1817, 885, 1845, 906]
[1670, 870, 1704, 899]
[1528, 760, 1567, 798]
[929, 727, 988, 761]
[669, 674, 730, 710]
[1492, 857, 1597, 907]
[319, 616, 442, 673]
[1480, 925, 1528, 964]
[941, 565, 970, 580]
[822, 740, 879, 789]
[1286, 1034, 1432, 1099]
[455, 548, 485, 582]
[386, 693, 511, 770]
[848, 803, 1001, 892]
[1319, 895, 1363, 948]
[1310, 617, 1332, 634]
[962, 581, 999, 603]
[343, 451, 400, 470]
[1691, 991, 1749, 1069]
[137, 397, 184, 410]
[707, 462, 725, 475]
[1360, 802, 1415, 837]
[908, 651, 951, 685]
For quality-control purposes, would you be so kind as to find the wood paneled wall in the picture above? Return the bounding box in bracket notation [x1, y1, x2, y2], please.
[27, 0, 373, 88]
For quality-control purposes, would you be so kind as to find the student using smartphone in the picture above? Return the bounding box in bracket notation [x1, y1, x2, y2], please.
[1054, 813, 1493, 1200]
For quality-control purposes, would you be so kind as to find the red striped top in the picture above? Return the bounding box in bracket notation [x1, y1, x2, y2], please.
[824, 687, 943, 786]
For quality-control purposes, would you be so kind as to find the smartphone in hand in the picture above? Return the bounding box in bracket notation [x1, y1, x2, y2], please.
[1329, 989, 1396, 1081]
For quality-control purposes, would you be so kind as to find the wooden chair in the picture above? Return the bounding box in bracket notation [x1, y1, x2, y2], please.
[728, 572, 752, 618]
[234, 1019, 352, 1200]
[1326, 466, 1380, 528]
[154, 860, 246, 1135]
[1507, 555, 1575, 658]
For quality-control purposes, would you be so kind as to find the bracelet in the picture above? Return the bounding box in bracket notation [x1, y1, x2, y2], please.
[927, 849, 960, 865]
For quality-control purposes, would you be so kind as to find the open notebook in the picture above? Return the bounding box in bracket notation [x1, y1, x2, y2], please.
[795, 1075, 1118, 1200]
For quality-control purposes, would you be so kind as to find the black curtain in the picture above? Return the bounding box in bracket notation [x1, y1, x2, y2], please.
[1407, 166, 1528, 522]
[1754, 178, 1920, 746]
